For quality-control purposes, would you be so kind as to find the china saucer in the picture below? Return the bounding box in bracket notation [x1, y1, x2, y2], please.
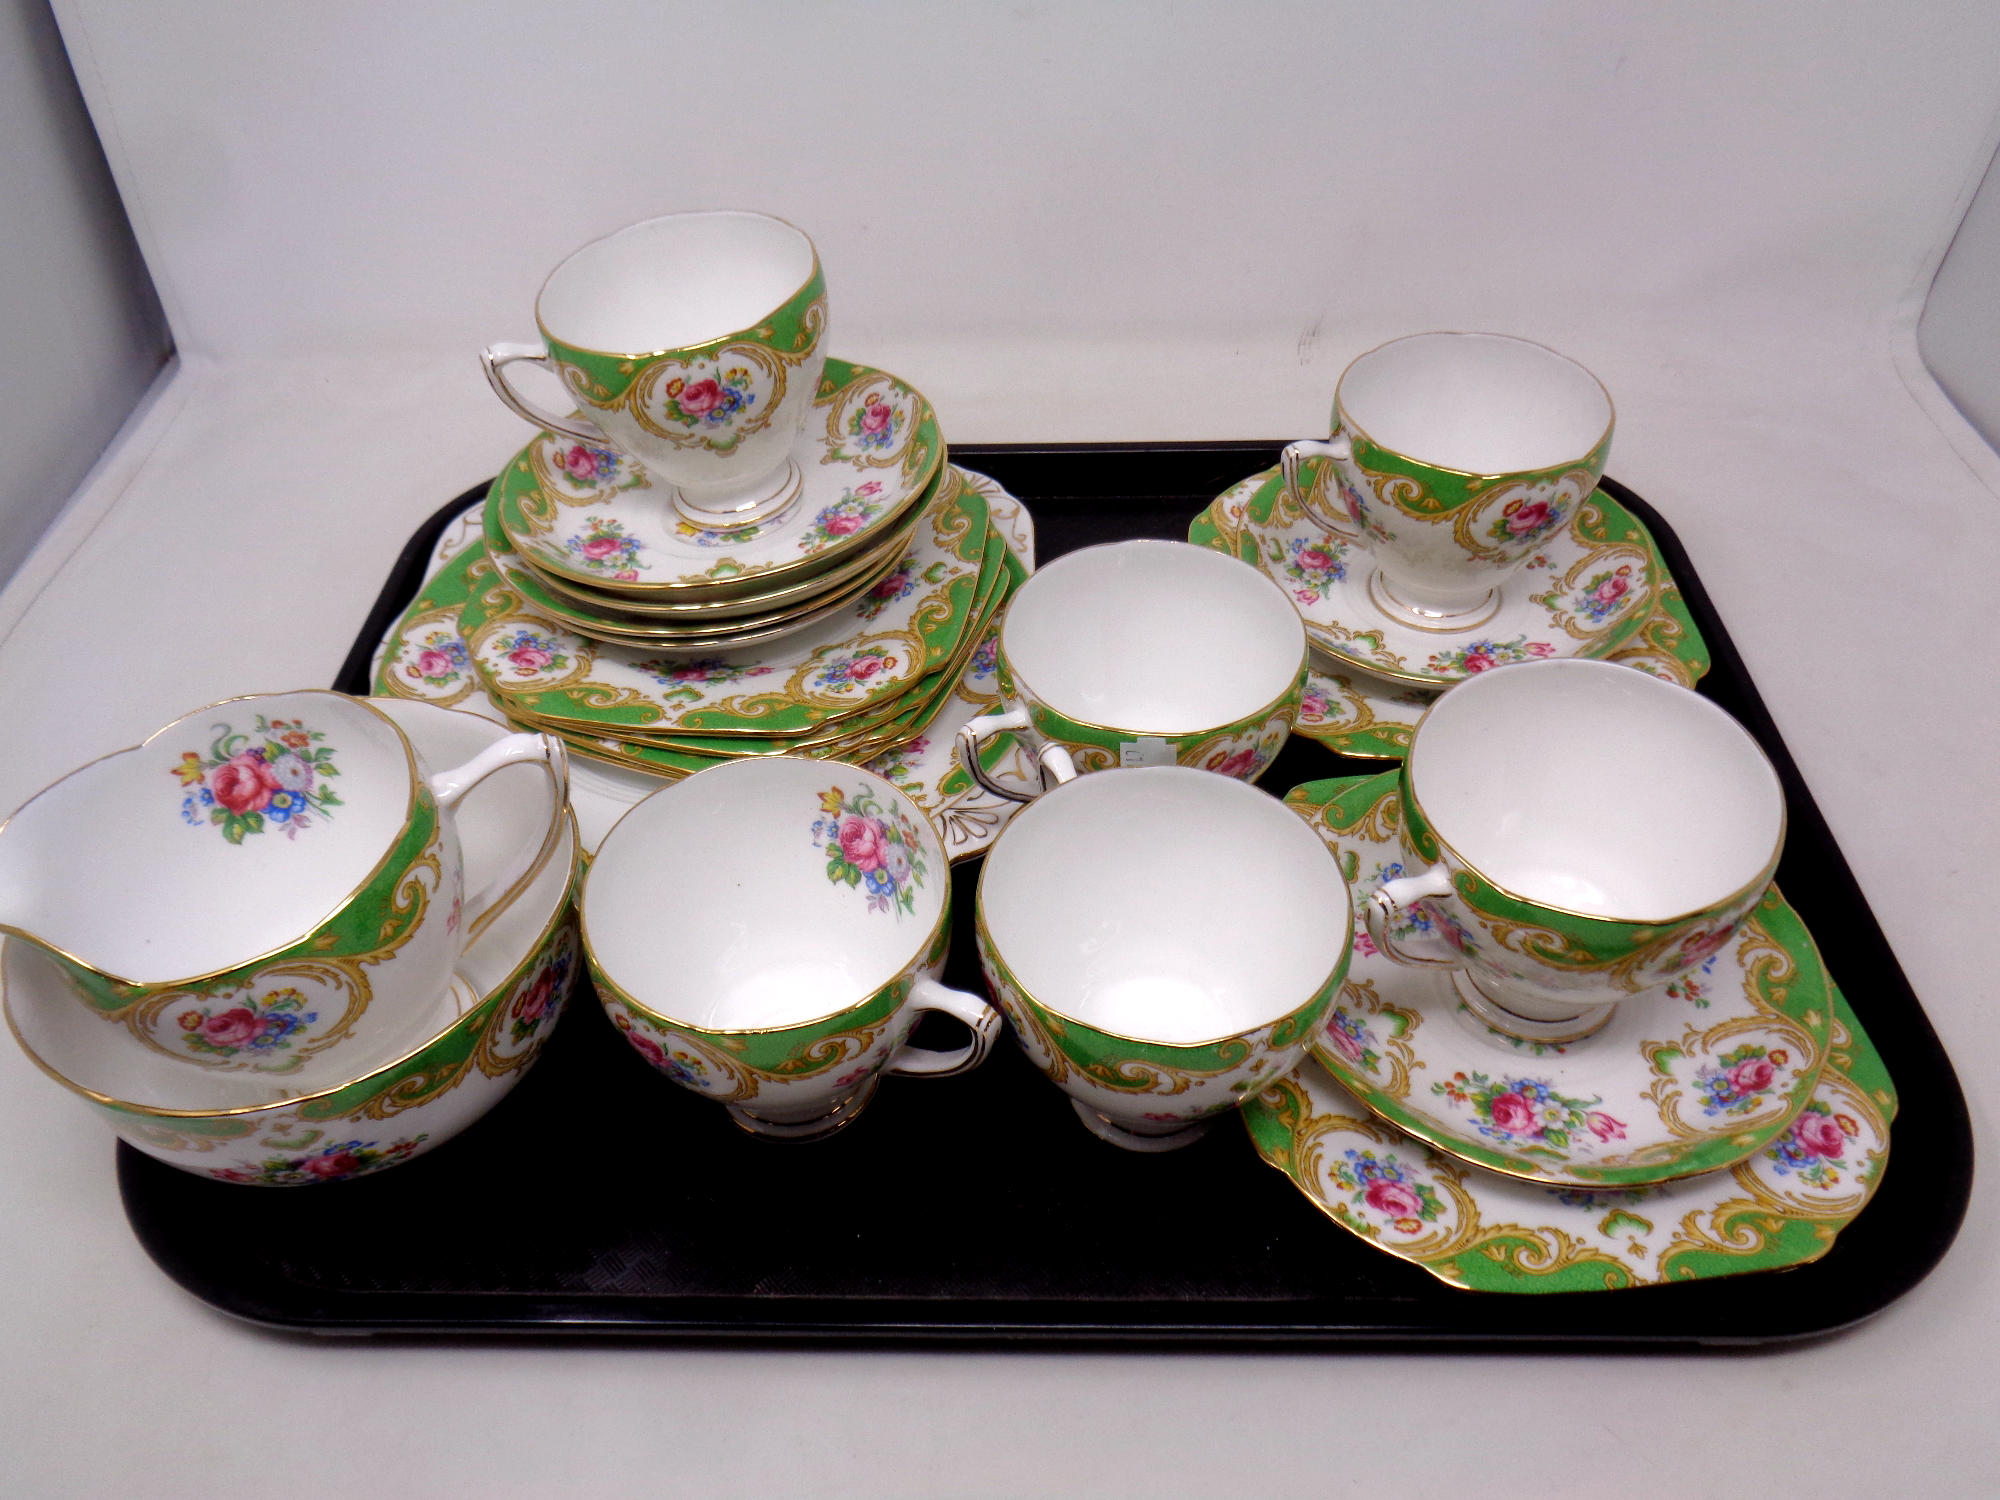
[373, 470, 1039, 861]
[1287, 772, 1833, 1187]
[1190, 476, 1709, 759]
[494, 358, 942, 600]
[1242, 988, 1892, 1291]
[462, 467, 993, 739]
[1229, 461, 1658, 688]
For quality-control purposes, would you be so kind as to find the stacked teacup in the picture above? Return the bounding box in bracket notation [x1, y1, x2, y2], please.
[465, 211, 1025, 785]
[4, 693, 579, 1185]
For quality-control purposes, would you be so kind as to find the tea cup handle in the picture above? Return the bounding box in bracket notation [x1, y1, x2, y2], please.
[481, 342, 617, 448]
[1364, 864, 1461, 970]
[956, 708, 1036, 802]
[1280, 433, 1363, 541]
[883, 977, 1002, 1079]
[427, 732, 571, 944]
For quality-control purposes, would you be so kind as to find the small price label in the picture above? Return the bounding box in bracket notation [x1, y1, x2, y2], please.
[1118, 737, 1177, 768]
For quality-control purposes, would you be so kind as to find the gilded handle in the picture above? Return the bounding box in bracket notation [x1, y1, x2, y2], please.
[481, 342, 614, 446]
[1281, 434, 1363, 542]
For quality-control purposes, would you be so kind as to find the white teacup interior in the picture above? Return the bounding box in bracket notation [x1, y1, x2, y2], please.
[537, 210, 816, 354]
[1338, 332, 1611, 474]
[585, 759, 946, 1032]
[980, 768, 1348, 1043]
[1410, 659, 1783, 920]
[1002, 541, 1304, 732]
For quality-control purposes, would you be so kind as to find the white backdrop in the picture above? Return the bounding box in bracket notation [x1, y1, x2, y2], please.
[5, 3, 1999, 1496]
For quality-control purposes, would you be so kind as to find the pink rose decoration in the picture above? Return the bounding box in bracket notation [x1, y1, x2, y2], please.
[825, 512, 863, 536]
[201, 1007, 261, 1049]
[1463, 651, 1497, 674]
[1593, 576, 1629, 606]
[560, 445, 599, 480]
[1794, 1112, 1848, 1159]
[1488, 1092, 1539, 1135]
[857, 481, 883, 498]
[516, 973, 554, 1024]
[210, 752, 280, 814]
[1213, 747, 1259, 780]
[1678, 926, 1733, 967]
[614, 569, 639, 581]
[1326, 1026, 1364, 1063]
[1364, 1178, 1423, 1219]
[1527, 642, 1557, 658]
[859, 400, 892, 434]
[847, 656, 882, 681]
[624, 1031, 665, 1069]
[508, 643, 553, 673]
[306, 1151, 359, 1179]
[581, 536, 621, 559]
[1299, 546, 1334, 573]
[1342, 484, 1367, 526]
[415, 647, 455, 678]
[677, 379, 723, 416]
[1506, 500, 1553, 536]
[1728, 1057, 1776, 1095]
[1586, 1111, 1627, 1142]
[838, 815, 886, 872]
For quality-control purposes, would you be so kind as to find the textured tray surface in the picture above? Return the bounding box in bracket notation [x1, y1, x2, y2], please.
[118, 443, 1971, 1345]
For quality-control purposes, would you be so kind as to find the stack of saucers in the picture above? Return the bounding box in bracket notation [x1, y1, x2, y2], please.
[457, 416, 1023, 783]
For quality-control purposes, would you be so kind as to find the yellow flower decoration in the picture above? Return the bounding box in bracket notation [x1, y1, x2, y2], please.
[174, 752, 206, 786]
[819, 789, 846, 816]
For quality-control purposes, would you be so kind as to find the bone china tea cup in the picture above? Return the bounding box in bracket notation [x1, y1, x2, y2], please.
[975, 766, 1352, 1151]
[1281, 332, 1614, 631]
[0, 690, 567, 1076]
[582, 757, 1000, 1140]
[1366, 658, 1785, 1043]
[955, 539, 1307, 801]
[482, 209, 828, 529]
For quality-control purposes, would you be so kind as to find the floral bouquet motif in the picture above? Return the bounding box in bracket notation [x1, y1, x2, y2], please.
[173, 715, 342, 844]
[563, 515, 645, 578]
[848, 393, 905, 452]
[798, 483, 885, 552]
[209, 1135, 426, 1187]
[177, 986, 318, 1060]
[1431, 1069, 1625, 1153]
[812, 784, 930, 917]
[659, 368, 756, 434]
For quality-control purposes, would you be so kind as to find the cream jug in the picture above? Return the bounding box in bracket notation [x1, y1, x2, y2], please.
[0, 690, 567, 1075]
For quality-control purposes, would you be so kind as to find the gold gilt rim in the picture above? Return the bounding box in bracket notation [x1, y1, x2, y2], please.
[972, 768, 1353, 1049]
[579, 756, 952, 1038]
[3, 815, 581, 1121]
[1402, 661, 1788, 927]
[1331, 330, 1617, 482]
[997, 540, 1308, 737]
[533, 210, 821, 362]
[0, 690, 426, 999]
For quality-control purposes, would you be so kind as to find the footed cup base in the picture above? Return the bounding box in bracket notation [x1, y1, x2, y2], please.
[726, 1075, 880, 1142]
[669, 457, 804, 532]
[1070, 1099, 1213, 1153]
[1366, 568, 1503, 634]
[1451, 971, 1616, 1046]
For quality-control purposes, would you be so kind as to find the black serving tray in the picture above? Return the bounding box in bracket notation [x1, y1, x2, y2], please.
[117, 443, 1972, 1346]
